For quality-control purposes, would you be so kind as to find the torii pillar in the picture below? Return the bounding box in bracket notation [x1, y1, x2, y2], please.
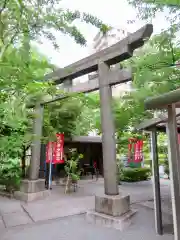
[14, 103, 50, 201]
[88, 62, 131, 227]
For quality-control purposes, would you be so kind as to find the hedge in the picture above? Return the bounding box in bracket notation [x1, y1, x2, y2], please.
[0, 157, 21, 193]
[144, 159, 166, 166]
[120, 167, 151, 182]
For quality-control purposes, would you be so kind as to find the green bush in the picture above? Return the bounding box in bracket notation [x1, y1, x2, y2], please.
[129, 162, 141, 168]
[144, 159, 151, 166]
[159, 159, 166, 165]
[120, 167, 151, 182]
[144, 159, 165, 166]
[117, 160, 124, 183]
[0, 157, 21, 192]
[64, 151, 83, 181]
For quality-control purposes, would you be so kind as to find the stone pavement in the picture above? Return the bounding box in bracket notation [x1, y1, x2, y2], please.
[0, 179, 173, 239]
[0, 197, 33, 229]
[0, 205, 173, 240]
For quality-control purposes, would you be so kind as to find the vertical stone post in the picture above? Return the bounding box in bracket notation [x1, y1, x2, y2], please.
[166, 104, 180, 240]
[29, 103, 44, 180]
[150, 129, 163, 235]
[98, 61, 118, 195]
[88, 64, 132, 223]
[14, 103, 49, 202]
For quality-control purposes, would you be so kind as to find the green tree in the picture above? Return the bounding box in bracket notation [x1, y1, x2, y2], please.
[0, 0, 109, 160]
[74, 93, 101, 135]
[0, 47, 84, 160]
[118, 30, 180, 129]
[43, 96, 84, 139]
[128, 0, 180, 25]
[0, 0, 109, 59]
[0, 46, 51, 156]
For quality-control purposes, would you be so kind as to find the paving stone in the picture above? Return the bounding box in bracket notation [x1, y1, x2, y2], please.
[0, 209, 173, 240]
[0, 179, 174, 240]
[0, 216, 5, 229]
[22, 196, 94, 222]
[3, 211, 32, 227]
[0, 197, 23, 215]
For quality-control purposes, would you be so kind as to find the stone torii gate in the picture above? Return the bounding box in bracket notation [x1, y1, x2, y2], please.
[15, 24, 153, 218]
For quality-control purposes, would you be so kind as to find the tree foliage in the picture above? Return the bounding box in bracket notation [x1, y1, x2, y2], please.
[0, 47, 90, 159]
[0, 0, 108, 160]
[0, 46, 52, 157]
[128, 0, 180, 26]
[74, 93, 101, 135]
[43, 96, 84, 140]
[118, 29, 180, 129]
[2, 0, 180, 167]
[0, 0, 109, 59]
[77, 30, 180, 141]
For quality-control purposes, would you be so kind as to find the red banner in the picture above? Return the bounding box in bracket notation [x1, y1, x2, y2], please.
[128, 138, 136, 163]
[54, 133, 64, 164]
[134, 140, 143, 163]
[128, 138, 143, 163]
[46, 142, 56, 163]
[46, 133, 64, 164]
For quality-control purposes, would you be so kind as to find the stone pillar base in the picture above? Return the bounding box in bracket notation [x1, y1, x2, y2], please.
[86, 209, 137, 231]
[86, 194, 136, 230]
[95, 194, 130, 216]
[14, 179, 50, 202]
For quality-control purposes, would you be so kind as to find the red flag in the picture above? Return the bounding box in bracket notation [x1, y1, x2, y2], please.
[134, 140, 143, 163]
[134, 141, 138, 162]
[139, 140, 143, 161]
[46, 133, 65, 164]
[54, 133, 64, 164]
[46, 142, 56, 163]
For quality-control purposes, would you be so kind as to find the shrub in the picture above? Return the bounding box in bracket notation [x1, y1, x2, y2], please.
[144, 159, 165, 166]
[144, 159, 151, 166]
[129, 162, 141, 168]
[120, 167, 151, 182]
[117, 160, 124, 183]
[0, 157, 21, 192]
[64, 151, 83, 181]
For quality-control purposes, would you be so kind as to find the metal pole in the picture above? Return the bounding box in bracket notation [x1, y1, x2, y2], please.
[150, 129, 163, 235]
[48, 143, 53, 190]
[166, 104, 180, 240]
[98, 61, 118, 195]
[29, 103, 44, 180]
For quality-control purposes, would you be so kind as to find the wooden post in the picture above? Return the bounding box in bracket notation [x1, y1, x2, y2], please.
[150, 129, 163, 235]
[166, 104, 180, 240]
